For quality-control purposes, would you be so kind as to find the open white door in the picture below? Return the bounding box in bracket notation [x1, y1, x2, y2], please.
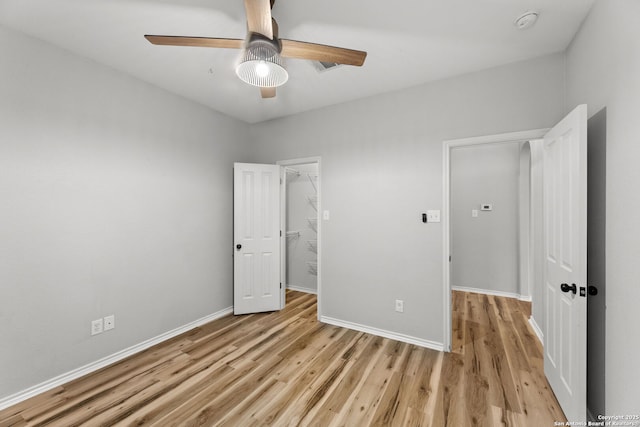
[234, 163, 283, 315]
[543, 104, 587, 421]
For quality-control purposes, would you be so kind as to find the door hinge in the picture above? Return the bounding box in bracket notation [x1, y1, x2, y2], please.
[280, 283, 282, 289]
[280, 230, 282, 237]
[449, 255, 452, 262]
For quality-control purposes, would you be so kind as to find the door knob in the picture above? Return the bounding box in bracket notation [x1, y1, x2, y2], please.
[560, 283, 577, 294]
[588, 285, 598, 296]
[236, 244, 242, 250]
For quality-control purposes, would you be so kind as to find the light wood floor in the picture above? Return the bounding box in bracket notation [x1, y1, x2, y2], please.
[0, 290, 566, 426]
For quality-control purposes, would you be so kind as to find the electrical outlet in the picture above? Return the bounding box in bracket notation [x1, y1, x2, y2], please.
[91, 319, 103, 336]
[395, 299, 404, 313]
[104, 315, 115, 331]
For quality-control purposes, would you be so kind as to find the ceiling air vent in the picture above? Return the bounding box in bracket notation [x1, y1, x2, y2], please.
[311, 61, 342, 73]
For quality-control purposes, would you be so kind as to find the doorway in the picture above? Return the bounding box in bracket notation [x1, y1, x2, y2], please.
[277, 157, 321, 318]
[443, 106, 590, 421]
[443, 129, 547, 352]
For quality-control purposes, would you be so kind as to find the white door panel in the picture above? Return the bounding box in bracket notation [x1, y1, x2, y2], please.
[234, 163, 282, 314]
[543, 105, 587, 421]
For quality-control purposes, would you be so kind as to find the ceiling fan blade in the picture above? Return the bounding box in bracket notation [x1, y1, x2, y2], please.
[145, 35, 244, 49]
[280, 39, 367, 66]
[244, 0, 273, 39]
[260, 87, 276, 98]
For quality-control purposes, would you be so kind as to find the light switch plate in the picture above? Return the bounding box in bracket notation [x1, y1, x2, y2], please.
[323, 210, 330, 221]
[472, 209, 479, 217]
[91, 319, 103, 336]
[426, 210, 440, 223]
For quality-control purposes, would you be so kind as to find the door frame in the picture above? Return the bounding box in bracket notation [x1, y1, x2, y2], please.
[442, 129, 548, 351]
[277, 156, 322, 319]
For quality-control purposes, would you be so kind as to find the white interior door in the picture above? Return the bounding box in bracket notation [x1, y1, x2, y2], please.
[543, 104, 587, 421]
[234, 163, 283, 315]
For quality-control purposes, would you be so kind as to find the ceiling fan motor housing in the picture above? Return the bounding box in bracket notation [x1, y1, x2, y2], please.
[247, 32, 282, 58]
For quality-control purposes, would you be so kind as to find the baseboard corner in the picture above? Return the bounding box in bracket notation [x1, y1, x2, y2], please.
[528, 315, 544, 344]
[319, 315, 443, 352]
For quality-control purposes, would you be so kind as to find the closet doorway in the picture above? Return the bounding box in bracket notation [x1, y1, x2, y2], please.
[278, 157, 321, 317]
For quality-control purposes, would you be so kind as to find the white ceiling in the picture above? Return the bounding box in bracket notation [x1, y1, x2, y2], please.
[0, 0, 595, 123]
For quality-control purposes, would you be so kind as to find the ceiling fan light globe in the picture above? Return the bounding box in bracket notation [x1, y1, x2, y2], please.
[236, 52, 288, 88]
[255, 61, 270, 78]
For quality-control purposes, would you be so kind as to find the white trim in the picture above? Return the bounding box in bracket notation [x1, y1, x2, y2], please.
[320, 316, 443, 352]
[528, 315, 544, 344]
[444, 129, 550, 148]
[0, 306, 233, 411]
[451, 285, 531, 302]
[277, 157, 322, 320]
[279, 164, 287, 310]
[286, 285, 317, 295]
[442, 128, 549, 353]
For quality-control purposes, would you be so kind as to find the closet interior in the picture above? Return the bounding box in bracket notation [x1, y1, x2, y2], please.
[285, 163, 319, 293]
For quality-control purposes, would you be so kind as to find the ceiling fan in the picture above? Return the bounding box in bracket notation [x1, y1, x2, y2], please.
[145, 0, 367, 99]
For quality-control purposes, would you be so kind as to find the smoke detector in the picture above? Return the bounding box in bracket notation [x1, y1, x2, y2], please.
[514, 11, 539, 30]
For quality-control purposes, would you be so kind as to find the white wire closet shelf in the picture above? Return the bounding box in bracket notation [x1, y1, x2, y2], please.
[306, 195, 318, 211]
[306, 261, 318, 275]
[306, 240, 318, 252]
[307, 173, 318, 192]
[285, 167, 300, 176]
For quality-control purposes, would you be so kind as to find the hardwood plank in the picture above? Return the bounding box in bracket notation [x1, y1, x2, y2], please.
[248, 328, 359, 424]
[451, 289, 468, 354]
[0, 414, 27, 427]
[0, 290, 567, 426]
[431, 352, 466, 427]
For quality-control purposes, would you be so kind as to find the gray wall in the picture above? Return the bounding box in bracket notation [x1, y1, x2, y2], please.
[450, 142, 522, 296]
[565, 0, 640, 416]
[285, 163, 318, 292]
[0, 25, 249, 399]
[250, 53, 566, 343]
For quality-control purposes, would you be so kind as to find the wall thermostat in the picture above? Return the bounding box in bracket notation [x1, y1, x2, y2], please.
[480, 204, 493, 211]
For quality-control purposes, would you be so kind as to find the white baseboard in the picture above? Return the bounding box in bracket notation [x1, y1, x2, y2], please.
[320, 316, 443, 352]
[452, 285, 531, 302]
[528, 316, 544, 344]
[286, 284, 317, 295]
[0, 306, 233, 411]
